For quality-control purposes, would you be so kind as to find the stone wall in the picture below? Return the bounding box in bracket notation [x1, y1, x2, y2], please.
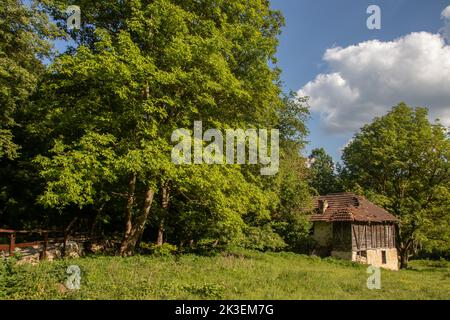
[4, 241, 85, 265]
[368, 248, 398, 270]
[352, 248, 398, 270]
[312, 222, 333, 247]
[332, 248, 399, 270]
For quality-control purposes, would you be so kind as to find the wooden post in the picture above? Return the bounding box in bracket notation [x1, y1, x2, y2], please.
[9, 233, 15, 257]
[41, 232, 48, 260]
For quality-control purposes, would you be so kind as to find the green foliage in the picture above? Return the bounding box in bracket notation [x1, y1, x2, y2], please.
[139, 242, 178, 257]
[154, 163, 276, 252]
[0, 256, 63, 299]
[34, 132, 118, 209]
[275, 221, 316, 254]
[341, 103, 450, 266]
[308, 148, 342, 195]
[0, 0, 58, 159]
[0, 257, 19, 298]
[2, 2, 446, 266]
[238, 224, 287, 252]
[18, 0, 292, 254]
[1, 0, 313, 255]
[272, 118, 314, 252]
[187, 239, 227, 256]
[279, 94, 309, 150]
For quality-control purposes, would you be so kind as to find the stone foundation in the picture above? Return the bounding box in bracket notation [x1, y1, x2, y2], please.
[332, 248, 398, 270]
[363, 248, 398, 271]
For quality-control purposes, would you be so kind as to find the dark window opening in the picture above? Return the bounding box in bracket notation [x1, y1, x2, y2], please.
[358, 250, 367, 258]
[381, 250, 387, 264]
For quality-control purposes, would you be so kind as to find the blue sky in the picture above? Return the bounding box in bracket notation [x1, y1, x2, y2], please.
[271, 0, 450, 161]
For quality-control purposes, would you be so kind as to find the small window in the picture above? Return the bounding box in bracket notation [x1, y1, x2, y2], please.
[381, 250, 387, 264]
[358, 250, 367, 258]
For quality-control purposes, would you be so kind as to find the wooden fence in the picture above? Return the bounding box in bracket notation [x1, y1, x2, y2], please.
[0, 228, 86, 259]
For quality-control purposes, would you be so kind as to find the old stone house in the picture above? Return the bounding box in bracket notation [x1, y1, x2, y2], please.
[310, 192, 399, 270]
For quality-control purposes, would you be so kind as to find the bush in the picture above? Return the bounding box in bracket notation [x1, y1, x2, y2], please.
[272, 215, 313, 254]
[414, 249, 450, 261]
[139, 243, 178, 257]
[238, 225, 287, 252]
[0, 257, 33, 299]
[181, 239, 228, 256]
[0, 257, 66, 299]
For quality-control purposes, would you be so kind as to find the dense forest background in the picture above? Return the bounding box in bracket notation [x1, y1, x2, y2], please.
[0, 0, 448, 267]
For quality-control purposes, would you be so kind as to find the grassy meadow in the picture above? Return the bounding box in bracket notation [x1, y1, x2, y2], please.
[1, 250, 449, 300]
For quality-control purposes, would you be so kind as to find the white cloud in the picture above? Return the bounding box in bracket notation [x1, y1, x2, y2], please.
[442, 5, 450, 19]
[299, 11, 450, 134]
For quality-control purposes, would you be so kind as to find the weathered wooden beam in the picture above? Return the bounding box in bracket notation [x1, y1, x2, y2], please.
[0, 229, 16, 233]
[0, 238, 65, 251]
[9, 233, 15, 256]
[352, 224, 359, 250]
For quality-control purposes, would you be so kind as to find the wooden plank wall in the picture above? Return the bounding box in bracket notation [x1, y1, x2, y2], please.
[352, 223, 396, 250]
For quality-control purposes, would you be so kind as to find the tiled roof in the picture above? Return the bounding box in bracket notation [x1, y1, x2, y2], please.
[309, 192, 399, 223]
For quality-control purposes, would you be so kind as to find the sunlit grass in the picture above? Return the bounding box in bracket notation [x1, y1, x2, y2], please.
[1, 250, 449, 300]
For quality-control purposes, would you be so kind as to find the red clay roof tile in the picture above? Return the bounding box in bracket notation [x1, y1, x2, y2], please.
[309, 192, 399, 223]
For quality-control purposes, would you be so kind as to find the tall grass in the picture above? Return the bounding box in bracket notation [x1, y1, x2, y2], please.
[1, 250, 449, 300]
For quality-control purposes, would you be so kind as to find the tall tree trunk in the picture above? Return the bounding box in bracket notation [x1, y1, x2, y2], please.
[120, 187, 155, 256]
[156, 219, 164, 246]
[119, 174, 137, 255]
[399, 250, 409, 269]
[398, 240, 412, 269]
[124, 174, 137, 237]
[396, 225, 408, 269]
[157, 185, 170, 245]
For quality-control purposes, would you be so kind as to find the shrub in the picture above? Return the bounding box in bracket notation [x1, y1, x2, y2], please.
[0, 257, 30, 298]
[238, 225, 287, 252]
[0, 257, 65, 299]
[139, 242, 178, 257]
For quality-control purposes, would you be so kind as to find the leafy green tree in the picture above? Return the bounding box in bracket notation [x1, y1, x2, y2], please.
[271, 94, 313, 252]
[307, 148, 341, 195]
[342, 103, 450, 268]
[34, 132, 118, 210]
[32, 0, 286, 255]
[273, 151, 313, 253]
[0, 0, 57, 159]
[0, 0, 62, 229]
[163, 164, 277, 249]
